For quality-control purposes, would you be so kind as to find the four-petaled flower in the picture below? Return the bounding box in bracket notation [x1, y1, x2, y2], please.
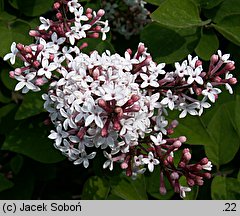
[73, 151, 96, 168]
[3, 42, 18, 65]
[142, 152, 160, 172]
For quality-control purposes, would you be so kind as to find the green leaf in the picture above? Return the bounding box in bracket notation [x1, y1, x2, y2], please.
[0, 91, 11, 104]
[146, 167, 174, 199]
[9, 0, 53, 17]
[205, 102, 240, 165]
[0, 0, 3, 11]
[0, 173, 14, 192]
[211, 0, 240, 23]
[110, 175, 148, 200]
[168, 100, 240, 166]
[15, 92, 45, 120]
[144, 0, 165, 6]
[213, 14, 240, 46]
[211, 176, 240, 199]
[0, 103, 16, 119]
[197, 0, 224, 9]
[82, 176, 110, 199]
[195, 29, 219, 60]
[10, 155, 23, 174]
[151, 0, 204, 28]
[2, 122, 65, 163]
[0, 20, 33, 59]
[1, 68, 17, 90]
[0, 11, 16, 21]
[140, 22, 201, 64]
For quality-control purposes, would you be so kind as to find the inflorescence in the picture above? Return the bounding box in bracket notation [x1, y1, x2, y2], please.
[3, 0, 237, 198]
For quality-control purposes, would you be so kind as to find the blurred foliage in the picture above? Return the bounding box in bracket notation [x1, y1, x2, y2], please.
[0, 0, 239, 200]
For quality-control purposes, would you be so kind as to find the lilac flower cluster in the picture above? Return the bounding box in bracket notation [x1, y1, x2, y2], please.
[3, 0, 237, 198]
[102, 0, 150, 39]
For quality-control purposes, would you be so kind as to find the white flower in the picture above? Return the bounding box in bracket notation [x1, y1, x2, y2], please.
[217, 50, 230, 63]
[198, 97, 211, 116]
[179, 102, 199, 118]
[225, 72, 233, 94]
[134, 155, 144, 166]
[38, 58, 58, 79]
[74, 7, 88, 22]
[3, 42, 18, 65]
[160, 90, 178, 110]
[180, 186, 191, 198]
[188, 54, 198, 68]
[59, 139, 80, 160]
[148, 62, 166, 75]
[154, 115, 168, 135]
[202, 83, 221, 103]
[60, 108, 78, 130]
[103, 151, 114, 171]
[15, 72, 38, 93]
[187, 66, 203, 85]
[83, 103, 104, 128]
[73, 151, 96, 168]
[48, 124, 69, 147]
[140, 73, 159, 88]
[47, 32, 66, 51]
[202, 161, 212, 171]
[68, 0, 81, 13]
[99, 20, 110, 40]
[175, 60, 188, 77]
[39, 17, 51, 31]
[142, 152, 159, 172]
[150, 133, 166, 146]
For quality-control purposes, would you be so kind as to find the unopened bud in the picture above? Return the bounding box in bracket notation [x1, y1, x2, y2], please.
[225, 62, 235, 71]
[121, 162, 128, 169]
[179, 136, 187, 143]
[56, 12, 63, 20]
[14, 68, 22, 76]
[53, 2, 61, 10]
[229, 78, 237, 85]
[211, 54, 219, 64]
[9, 71, 15, 78]
[97, 9, 105, 17]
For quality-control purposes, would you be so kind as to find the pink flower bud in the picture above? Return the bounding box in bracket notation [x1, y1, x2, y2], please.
[16, 43, 24, 51]
[97, 9, 105, 17]
[24, 46, 32, 53]
[9, 71, 15, 78]
[203, 172, 211, 179]
[229, 78, 237, 85]
[195, 60, 202, 67]
[225, 62, 235, 71]
[211, 54, 219, 64]
[53, 2, 61, 10]
[14, 68, 22, 76]
[121, 162, 128, 169]
[173, 140, 182, 148]
[187, 178, 195, 187]
[86, 8, 93, 14]
[170, 172, 179, 180]
[35, 78, 45, 86]
[200, 157, 208, 165]
[159, 186, 167, 195]
[214, 76, 222, 82]
[79, 42, 88, 50]
[56, 12, 63, 20]
[33, 60, 40, 68]
[29, 30, 40, 37]
[179, 136, 187, 143]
